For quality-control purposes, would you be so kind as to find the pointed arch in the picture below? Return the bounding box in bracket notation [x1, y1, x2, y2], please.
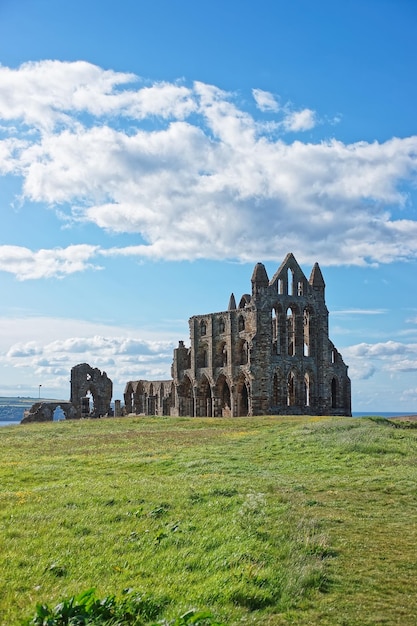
[303, 307, 312, 357]
[215, 340, 228, 368]
[287, 307, 296, 356]
[197, 374, 213, 417]
[178, 375, 194, 416]
[237, 339, 248, 365]
[287, 267, 294, 295]
[215, 373, 231, 417]
[287, 370, 297, 407]
[271, 305, 282, 355]
[236, 374, 250, 416]
[304, 373, 310, 407]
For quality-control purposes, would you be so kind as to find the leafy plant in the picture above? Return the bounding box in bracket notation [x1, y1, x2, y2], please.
[26, 588, 167, 625]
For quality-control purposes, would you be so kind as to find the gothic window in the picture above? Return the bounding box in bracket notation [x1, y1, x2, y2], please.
[278, 278, 284, 295]
[200, 320, 207, 336]
[222, 344, 228, 366]
[239, 340, 248, 365]
[287, 307, 295, 356]
[287, 268, 294, 296]
[272, 307, 280, 354]
[297, 281, 303, 296]
[238, 315, 245, 331]
[272, 308, 277, 345]
[303, 309, 310, 357]
[304, 373, 310, 407]
[219, 318, 225, 334]
[287, 371, 296, 406]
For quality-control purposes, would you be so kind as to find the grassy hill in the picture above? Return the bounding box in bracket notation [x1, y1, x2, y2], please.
[0, 415, 416, 625]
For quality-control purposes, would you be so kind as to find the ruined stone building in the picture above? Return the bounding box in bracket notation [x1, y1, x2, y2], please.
[125, 253, 351, 417]
[22, 363, 113, 423]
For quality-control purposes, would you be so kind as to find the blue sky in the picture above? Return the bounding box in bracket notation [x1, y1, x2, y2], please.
[1, 0, 417, 411]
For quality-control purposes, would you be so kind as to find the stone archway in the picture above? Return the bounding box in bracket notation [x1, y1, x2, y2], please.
[197, 375, 212, 416]
[236, 375, 250, 416]
[214, 374, 231, 417]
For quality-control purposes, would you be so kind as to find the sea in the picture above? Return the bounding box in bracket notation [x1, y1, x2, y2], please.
[0, 408, 415, 427]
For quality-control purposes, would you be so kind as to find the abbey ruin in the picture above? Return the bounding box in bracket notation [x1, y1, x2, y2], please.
[125, 253, 351, 418]
[21, 254, 351, 423]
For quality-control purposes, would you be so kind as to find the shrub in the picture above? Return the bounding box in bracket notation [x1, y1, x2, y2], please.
[25, 587, 168, 625]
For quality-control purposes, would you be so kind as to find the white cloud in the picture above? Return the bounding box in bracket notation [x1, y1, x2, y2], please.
[0, 316, 182, 398]
[283, 108, 316, 131]
[0, 244, 100, 280]
[252, 88, 279, 112]
[2, 60, 417, 275]
[343, 340, 417, 381]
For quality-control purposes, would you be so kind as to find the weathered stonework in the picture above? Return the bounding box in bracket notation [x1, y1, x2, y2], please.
[125, 253, 351, 417]
[21, 363, 113, 423]
[70, 363, 113, 418]
[22, 402, 77, 423]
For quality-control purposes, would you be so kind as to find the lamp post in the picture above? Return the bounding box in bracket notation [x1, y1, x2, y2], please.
[38, 384, 42, 400]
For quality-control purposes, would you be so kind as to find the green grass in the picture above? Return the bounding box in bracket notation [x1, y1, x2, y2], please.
[0, 415, 416, 625]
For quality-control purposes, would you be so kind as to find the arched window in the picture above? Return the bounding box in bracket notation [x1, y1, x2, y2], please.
[287, 307, 295, 356]
[238, 340, 248, 365]
[219, 318, 225, 334]
[303, 309, 310, 357]
[222, 344, 228, 366]
[287, 268, 294, 295]
[287, 371, 296, 406]
[238, 315, 245, 331]
[200, 320, 207, 336]
[304, 373, 310, 407]
[271, 307, 281, 355]
[278, 278, 284, 295]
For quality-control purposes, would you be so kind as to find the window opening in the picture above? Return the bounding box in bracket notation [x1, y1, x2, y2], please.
[287, 307, 295, 356]
[287, 372, 296, 406]
[287, 268, 294, 295]
[304, 374, 310, 406]
[303, 309, 310, 357]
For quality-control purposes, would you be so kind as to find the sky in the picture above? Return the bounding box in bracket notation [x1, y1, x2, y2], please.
[1, 0, 417, 412]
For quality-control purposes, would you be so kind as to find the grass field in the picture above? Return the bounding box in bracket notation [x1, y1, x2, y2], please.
[0, 415, 416, 625]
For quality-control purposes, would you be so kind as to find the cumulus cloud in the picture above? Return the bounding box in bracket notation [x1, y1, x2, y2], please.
[283, 108, 316, 131]
[0, 244, 100, 280]
[343, 340, 417, 381]
[2, 60, 417, 276]
[252, 88, 280, 112]
[0, 317, 181, 397]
